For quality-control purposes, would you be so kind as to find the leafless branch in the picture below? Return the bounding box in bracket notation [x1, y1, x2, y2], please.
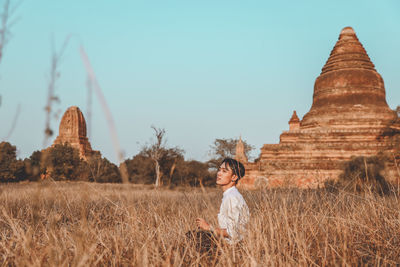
[0, 0, 21, 139]
[43, 35, 71, 148]
[0, 0, 21, 65]
[79, 45, 129, 183]
[86, 76, 92, 139]
[149, 126, 166, 159]
[0, 0, 21, 113]
[0, 0, 11, 64]
[1, 103, 20, 140]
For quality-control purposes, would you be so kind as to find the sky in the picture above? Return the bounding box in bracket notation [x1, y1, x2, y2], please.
[0, 0, 399, 163]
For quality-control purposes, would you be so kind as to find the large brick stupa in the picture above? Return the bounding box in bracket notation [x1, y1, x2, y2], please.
[239, 27, 400, 189]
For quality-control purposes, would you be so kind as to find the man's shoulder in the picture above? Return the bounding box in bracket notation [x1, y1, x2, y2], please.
[223, 187, 246, 204]
[231, 187, 245, 197]
[224, 187, 240, 197]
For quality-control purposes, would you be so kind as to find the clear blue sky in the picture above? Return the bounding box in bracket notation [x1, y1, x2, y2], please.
[1, 0, 399, 163]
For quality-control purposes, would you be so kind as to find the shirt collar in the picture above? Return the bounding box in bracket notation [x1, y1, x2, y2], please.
[223, 186, 237, 198]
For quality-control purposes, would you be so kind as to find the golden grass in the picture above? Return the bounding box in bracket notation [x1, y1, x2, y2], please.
[0, 182, 399, 266]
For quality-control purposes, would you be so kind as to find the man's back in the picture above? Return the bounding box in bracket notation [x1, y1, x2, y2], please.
[218, 186, 249, 243]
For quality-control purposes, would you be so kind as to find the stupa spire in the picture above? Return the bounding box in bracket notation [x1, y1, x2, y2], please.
[321, 26, 376, 74]
[288, 111, 300, 131]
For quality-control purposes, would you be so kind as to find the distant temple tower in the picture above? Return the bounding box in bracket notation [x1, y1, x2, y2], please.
[239, 27, 400, 189]
[53, 106, 99, 159]
[235, 136, 248, 163]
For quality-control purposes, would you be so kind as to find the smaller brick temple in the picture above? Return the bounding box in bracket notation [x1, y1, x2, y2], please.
[235, 136, 248, 164]
[52, 106, 99, 160]
[238, 27, 400, 189]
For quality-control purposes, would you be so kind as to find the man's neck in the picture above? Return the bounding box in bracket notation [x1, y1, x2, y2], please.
[221, 183, 235, 192]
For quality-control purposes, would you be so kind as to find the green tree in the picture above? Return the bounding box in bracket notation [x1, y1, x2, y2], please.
[24, 150, 43, 181]
[124, 147, 217, 187]
[41, 143, 84, 181]
[208, 138, 254, 169]
[157, 147, 184, 186]
[124, 153, 154, 184]
[173, 160, 215, 187]
[134, 126, 186, 186]
[125, 147, 184, 185]
[0, 141, 25, 182]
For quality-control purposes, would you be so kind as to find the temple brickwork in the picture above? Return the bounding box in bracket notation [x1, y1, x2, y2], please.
[52, 106, 99, 160]
[238, 27, 400, 189]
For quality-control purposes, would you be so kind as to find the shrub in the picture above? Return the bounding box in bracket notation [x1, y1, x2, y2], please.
[86, 156, 122, 183]
[335, 155, 390, 195]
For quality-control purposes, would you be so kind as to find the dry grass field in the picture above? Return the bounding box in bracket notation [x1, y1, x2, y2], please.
[1, 181, 400, 266]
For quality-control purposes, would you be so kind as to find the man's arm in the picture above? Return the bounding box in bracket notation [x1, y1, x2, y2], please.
[211, 226, 229, 238]
[196, 218, 229, 238]
[221, 197, 249, 240]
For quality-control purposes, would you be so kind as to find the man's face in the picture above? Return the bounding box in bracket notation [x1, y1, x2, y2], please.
[216, 162, 235, 186]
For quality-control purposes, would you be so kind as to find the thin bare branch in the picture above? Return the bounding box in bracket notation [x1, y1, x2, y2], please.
[86, 76, 92, 139]
[43, 35, 71, 148]
[0, 1, 21, 138]
[1, 103, 20, 140]
[79, 45, 129, 183]
[0, 0, 11, 63]
[0, 0, 21, 64]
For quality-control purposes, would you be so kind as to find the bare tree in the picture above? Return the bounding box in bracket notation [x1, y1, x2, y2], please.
[146, 126, 166, 187]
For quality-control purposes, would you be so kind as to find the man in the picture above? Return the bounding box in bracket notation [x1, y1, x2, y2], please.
[195, 158, 250, 245]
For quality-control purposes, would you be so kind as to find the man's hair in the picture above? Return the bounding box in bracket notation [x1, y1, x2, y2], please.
[221, 158, 245, 182]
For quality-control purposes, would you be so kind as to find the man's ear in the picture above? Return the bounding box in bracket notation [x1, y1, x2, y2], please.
[231, 175, 238, 183]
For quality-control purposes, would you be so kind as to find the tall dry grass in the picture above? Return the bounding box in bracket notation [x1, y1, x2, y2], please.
[0, 182, 399, 266]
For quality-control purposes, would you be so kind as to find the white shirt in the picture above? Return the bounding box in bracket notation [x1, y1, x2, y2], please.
[217, 186, 250, 244]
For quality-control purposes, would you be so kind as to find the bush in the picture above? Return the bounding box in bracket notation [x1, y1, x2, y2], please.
[334, 155, 390, 195]
[86, 156, 122, 183]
